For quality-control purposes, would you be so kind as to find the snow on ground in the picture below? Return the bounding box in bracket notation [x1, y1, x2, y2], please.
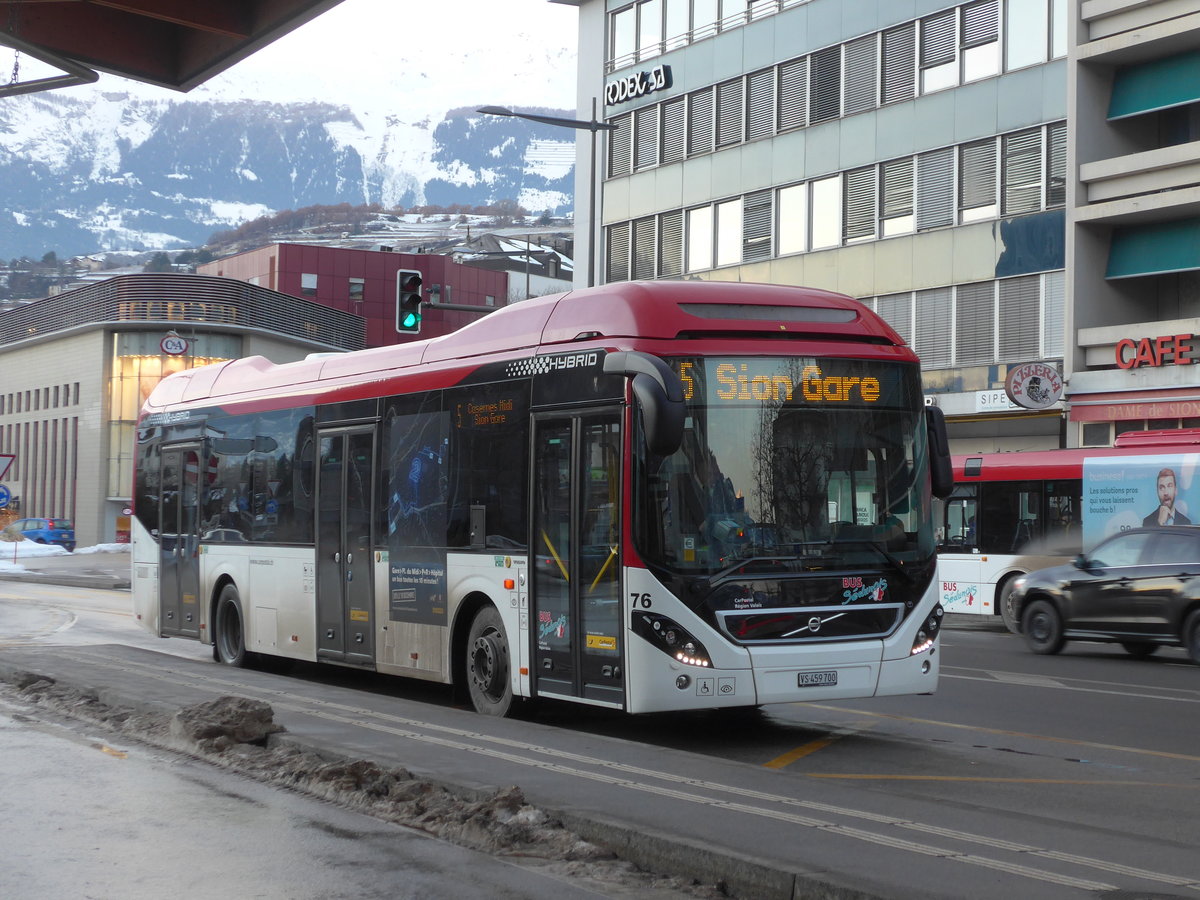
[0, 541, 128, 573]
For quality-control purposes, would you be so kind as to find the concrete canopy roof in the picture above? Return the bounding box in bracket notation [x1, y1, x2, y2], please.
[0, 0, 345, 95]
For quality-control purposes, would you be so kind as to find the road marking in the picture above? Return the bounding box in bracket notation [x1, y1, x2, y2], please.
[806, 703, 1200, 763]
[42, 647, 1200, 895]
[945, 670, 1200, 704]
[763, 721, 877, 769]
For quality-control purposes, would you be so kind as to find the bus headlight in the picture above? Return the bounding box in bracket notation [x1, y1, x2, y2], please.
[633, 612, 712, 667]
[911, 604, 943, 655]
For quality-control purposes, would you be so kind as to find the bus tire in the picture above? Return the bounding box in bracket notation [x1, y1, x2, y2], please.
[214, 584, 248, 667]
[1183, 610, 1200, 664]
[1021, 599, 1064, 655]
[998, 576, 1022, 634]
[466, 606, 513, 717]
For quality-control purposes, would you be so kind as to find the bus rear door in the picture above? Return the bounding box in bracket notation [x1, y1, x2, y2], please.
[532, 411, 624, 707]
[159, 445, 202, 638]
[315, 427, 376, 667]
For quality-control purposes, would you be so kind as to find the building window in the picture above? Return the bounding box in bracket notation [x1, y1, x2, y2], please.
[301, 273, 318, 296]
[745, 68, 775, 140]
[882, 22, 917, 105]
[961, 0, 1000, 83]
[1006, 0, 1049, 70]
[716, 78, 744, 147]
[659, 210, 684, 277]
[998, 275, 1041, 359]
[742, 190, 773, 261]
[348, 278, 364, 301]
[609, 113, 632, 177]
[1002, 128, 1043, 215]
[635, 106, 659, 170]
[776, 182, 808, 255]
[714, 198, 742, 267]
[688, 88, 713, 156]
[661, 97, 686, 163]
[843, 33, 879, 116]
[916, 148, 955, 230]
[686, 206, 713, 272]
[632, 217, 657, 279]
[955, 281, 996, 365]
[919, 9, 958, 94]
[881, 157, 915, 236]
[843, 167, 878, 243]
[777, 57, 808, 131]
[876, 293, 913, 345]
[915, 288, 953, 367]
[809, 46, 841, 123]
[959, 139, 998, 222]
[810, 175, 842, 249]
[607, 221, 632, 282]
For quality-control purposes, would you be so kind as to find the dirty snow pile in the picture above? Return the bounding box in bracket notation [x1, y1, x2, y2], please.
[0, 541, 128, 574]
[0, 673, 725, 898]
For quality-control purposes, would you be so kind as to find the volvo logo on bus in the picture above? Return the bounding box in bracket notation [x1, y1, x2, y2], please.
[808, 616, 823, 633]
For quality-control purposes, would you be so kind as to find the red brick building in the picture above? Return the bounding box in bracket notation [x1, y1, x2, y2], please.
[200, 243, 508, 348]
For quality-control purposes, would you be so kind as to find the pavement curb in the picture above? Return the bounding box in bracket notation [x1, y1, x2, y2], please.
[0, 657, 890, 900]
[0, 572, 130, 590]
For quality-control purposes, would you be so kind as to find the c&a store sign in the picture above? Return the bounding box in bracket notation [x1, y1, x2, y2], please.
[1115, 332, 1196, 369]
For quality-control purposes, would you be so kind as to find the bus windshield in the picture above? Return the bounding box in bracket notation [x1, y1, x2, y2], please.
[636, 356, 935, 578]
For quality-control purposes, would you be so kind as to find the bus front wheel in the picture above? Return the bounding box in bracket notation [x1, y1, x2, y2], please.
[466, 606, 513, 717]
[214, 585, 248, 667]
[998, 576, 1022, 634]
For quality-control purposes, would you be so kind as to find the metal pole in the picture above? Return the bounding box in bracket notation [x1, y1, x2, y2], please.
[525, 233, 531, 300]
[587, 97, 598, 288]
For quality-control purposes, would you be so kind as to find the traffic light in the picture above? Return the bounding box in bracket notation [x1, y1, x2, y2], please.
[396, 269, 423, 334]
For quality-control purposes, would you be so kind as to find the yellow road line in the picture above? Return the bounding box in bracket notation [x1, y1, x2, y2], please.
[764, 722, 877, 769]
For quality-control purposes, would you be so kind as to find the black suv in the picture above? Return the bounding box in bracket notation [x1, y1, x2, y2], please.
[1010, 526, 1200, 662]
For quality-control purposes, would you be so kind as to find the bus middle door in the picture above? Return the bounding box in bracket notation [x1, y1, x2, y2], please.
[315, 427, 376, 667]
[532, 411, 624, 707]
[159, 445, 202, 638]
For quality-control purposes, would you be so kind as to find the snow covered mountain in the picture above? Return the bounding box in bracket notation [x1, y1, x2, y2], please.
[0, 90, 576, 260]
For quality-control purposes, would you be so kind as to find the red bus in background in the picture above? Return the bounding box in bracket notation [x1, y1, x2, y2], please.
[132, 280, 950, 716]
[938, 430, 1200, 632]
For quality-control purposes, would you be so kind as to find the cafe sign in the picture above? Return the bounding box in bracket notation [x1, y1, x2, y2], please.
[1004, 362, 1063, 410]
[1115, 333, 1195, 369]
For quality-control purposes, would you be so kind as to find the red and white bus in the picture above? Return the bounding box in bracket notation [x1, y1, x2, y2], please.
[132, 280, 952, 715]
[938, 430, 1200, 631]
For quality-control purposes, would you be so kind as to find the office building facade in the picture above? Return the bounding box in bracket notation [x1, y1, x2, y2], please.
[565, 0, 1070, 451]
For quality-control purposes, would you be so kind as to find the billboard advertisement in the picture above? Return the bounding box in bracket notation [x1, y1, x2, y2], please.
[1082, 453, 1199, 547]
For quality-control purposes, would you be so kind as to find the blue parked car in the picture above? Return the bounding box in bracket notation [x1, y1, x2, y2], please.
[5, 517, 75, 551]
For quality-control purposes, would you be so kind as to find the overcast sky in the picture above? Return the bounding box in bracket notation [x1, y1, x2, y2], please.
[13, 0, 579, 114]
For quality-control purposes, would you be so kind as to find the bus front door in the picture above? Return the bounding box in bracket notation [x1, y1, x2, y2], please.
[532, 411, 624, 707]
[159, 445, 201, 638]
[315, 428, 376, 667]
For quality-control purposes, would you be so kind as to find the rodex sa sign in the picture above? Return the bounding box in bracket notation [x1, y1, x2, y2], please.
[1004, 362, 1063, 410]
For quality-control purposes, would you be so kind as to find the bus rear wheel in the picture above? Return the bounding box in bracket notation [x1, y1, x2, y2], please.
[1183, 610, 1200, 664]
[466, 606, 513, 717]
[214, 584, 247, 667]
[998, 576, 1022, 634]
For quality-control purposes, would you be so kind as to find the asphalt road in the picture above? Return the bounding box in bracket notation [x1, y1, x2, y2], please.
[0, 570, 1197, 900]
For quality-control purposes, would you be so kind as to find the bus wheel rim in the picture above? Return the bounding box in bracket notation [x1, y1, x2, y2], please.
[471, 632, 502, 696]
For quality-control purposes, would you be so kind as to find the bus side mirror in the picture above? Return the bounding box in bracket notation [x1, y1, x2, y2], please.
[603, 351, 685, 457]
[926, 406, 953, 500]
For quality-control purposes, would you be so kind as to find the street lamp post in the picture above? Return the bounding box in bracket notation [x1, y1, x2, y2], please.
[477, 102, 616, 288]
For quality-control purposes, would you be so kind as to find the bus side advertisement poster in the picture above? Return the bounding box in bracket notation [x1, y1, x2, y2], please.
[1082, 453, 1200, 546]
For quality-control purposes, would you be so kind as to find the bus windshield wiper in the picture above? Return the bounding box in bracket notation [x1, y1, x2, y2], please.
[709, 555, 798, 584]
[823, 537, 915, 583]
